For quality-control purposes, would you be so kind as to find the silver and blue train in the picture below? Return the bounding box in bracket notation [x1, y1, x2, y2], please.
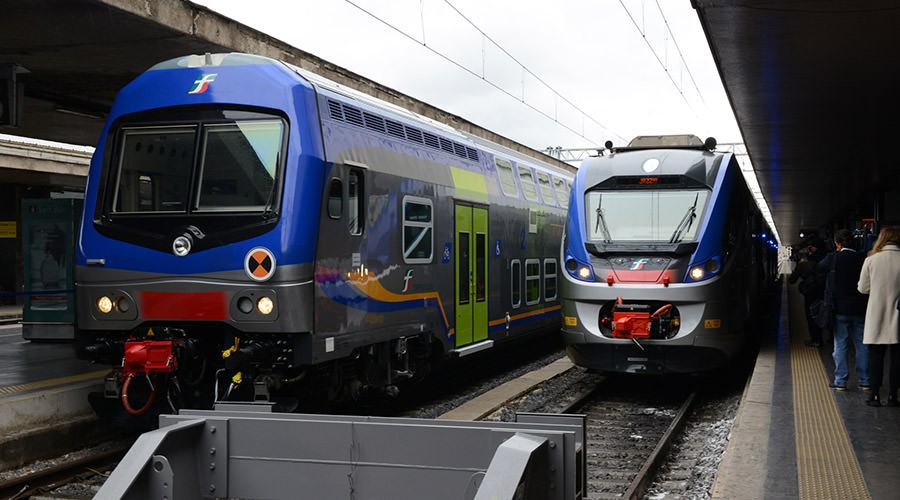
[75, 53, 572, 416]
[560, 135, 777, 374]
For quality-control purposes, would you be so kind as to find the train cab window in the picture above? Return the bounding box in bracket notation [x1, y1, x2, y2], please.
[327, 178, 342, 219]
[553, 176, 569, 209]
[585, 189, 710, 242]
[510, 260, 522, 308]
[543, 259, 558, 301]
[536, 172, 555, 206]
[403, 196, 433, 263]
[348, 169, 364, 235]
[113, 126, 196, 213]
[196, 120, 282, 212]
[495, 157, 520, 197]
[525, 259, 541, 305]
[518, 166, 539, 202]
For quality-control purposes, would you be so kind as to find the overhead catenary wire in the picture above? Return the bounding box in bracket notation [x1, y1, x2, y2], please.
[617, 0, 706, 107]
[342, 0, 625, 145]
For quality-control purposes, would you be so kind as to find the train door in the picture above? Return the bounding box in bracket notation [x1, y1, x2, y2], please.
[454, 204, 488, 347]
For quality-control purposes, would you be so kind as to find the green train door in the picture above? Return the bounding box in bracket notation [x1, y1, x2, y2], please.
[455, 204, 488, 347]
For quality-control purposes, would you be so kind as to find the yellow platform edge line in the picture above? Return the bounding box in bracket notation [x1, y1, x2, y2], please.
[789, 285, 870, 500]
[0, 369, 110, 396]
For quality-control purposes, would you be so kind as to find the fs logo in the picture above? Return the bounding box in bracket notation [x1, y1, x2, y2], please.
[630, 258, 649, 270]
[188, 74, 217, 94]
[401, 269, 415, 293]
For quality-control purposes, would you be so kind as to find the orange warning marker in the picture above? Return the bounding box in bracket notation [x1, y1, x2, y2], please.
[245, 247, 275, 281]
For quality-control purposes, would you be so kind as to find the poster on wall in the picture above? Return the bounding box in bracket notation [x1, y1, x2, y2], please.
[22, 198, 82, 339]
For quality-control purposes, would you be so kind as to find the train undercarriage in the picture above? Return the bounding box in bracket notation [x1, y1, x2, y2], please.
[79, 326, 439, 422]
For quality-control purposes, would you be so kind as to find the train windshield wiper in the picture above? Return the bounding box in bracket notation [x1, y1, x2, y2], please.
[669, 193, 699, 243]
[594, 195, 613, 243]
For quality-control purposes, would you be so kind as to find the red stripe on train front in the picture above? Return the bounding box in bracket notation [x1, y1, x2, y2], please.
[141, 291, 228, 320]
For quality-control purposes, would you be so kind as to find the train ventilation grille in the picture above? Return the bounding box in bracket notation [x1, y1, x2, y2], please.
[327, 99, 480, 162]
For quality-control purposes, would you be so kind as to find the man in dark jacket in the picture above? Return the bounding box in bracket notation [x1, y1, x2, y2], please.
[789, 237, 826, 347]
[819, 229, 869, 390]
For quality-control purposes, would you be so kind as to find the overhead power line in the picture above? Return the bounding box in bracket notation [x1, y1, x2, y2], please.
[617, 0, 705, 107]
[342, 0, 625, 145]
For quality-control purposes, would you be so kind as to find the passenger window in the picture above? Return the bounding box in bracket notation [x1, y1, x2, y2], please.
[475, 232, 486, 302]
[518, 166, 539, 202]
[511, 260, 522, 309]
[525, 259, 541, 305]
[495, 157, 519, 197]
[543, 259, 558, 301]
[348, 170, 364, 235]
[403, 196, 433, 263]
[553, 176, 569, 209]
[537, 172, 555, 206]
[459, 232, 470, 305]
[327, 178, 342, 219]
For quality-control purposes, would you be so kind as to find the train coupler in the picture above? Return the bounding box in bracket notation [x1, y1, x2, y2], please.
[611, 303, 653, 339]
[123, 340, 178, 375]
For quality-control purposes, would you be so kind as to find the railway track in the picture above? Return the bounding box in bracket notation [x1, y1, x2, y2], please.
[0, 446, 126, 499]
[565, 382, 697, 500]
[2, 352, 719, 499]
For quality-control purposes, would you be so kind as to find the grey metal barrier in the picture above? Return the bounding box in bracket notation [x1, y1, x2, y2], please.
[94, 403, 586, 500]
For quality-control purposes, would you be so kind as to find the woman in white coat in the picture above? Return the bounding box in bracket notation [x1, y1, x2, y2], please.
[858, 226, 900, 406]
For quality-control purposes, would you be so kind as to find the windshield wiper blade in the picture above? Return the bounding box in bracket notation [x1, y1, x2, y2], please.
[594, 194, 613, 243]
[669, 193, 699, 243]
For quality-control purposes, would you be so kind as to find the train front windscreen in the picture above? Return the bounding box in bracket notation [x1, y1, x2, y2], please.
[585, 189, 710, 244]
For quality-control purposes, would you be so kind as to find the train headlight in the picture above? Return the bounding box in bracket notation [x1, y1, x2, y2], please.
[687, 257, 722, 282]
[577, 266, 593, 280]
[97, 296, 113, 314]
[689, 266, 705, 281]
[257, 296, 274, 315]
[237, 297, 254, 314]
[116, 296, 132, 313]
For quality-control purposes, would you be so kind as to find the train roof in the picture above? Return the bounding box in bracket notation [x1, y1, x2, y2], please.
[286, 60, 574, 177]
[608, 134, 718, 154]
[145, 53, 573, 178]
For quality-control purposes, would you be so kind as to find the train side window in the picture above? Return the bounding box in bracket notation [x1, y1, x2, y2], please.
[553, 176, 569, 209]
[475, 232, 486, 302]
[511, 259, 522, 309]
[348, 169, 364, 235]
[495, 157, 520, 197]
[459, 232, 470, 305]
[525, 258, 541, 305]
[543, 259, 558, 301]
[327, 178, 342, 219]
[403, 196, 433, 263]
[537, 172, 555, 206]
[518, 165, 539, 202]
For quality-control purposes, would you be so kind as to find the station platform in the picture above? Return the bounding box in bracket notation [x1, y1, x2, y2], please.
[0, 304, 22, 323]
[0, 319, 109, 470]
[713, 281, 900, 500]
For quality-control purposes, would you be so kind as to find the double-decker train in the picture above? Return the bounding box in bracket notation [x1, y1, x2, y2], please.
[560, 135, 777, 374]
[75, 53, 572, 417]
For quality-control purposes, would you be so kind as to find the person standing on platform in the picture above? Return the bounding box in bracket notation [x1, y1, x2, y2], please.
[789, 238, 826, 347]
[819, 229, 868, 391]
[857, 226, 900, 407]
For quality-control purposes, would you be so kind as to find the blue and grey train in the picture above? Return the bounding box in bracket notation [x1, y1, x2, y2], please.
[75, 53, 572, 416]
[560, 135, 777, 374]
